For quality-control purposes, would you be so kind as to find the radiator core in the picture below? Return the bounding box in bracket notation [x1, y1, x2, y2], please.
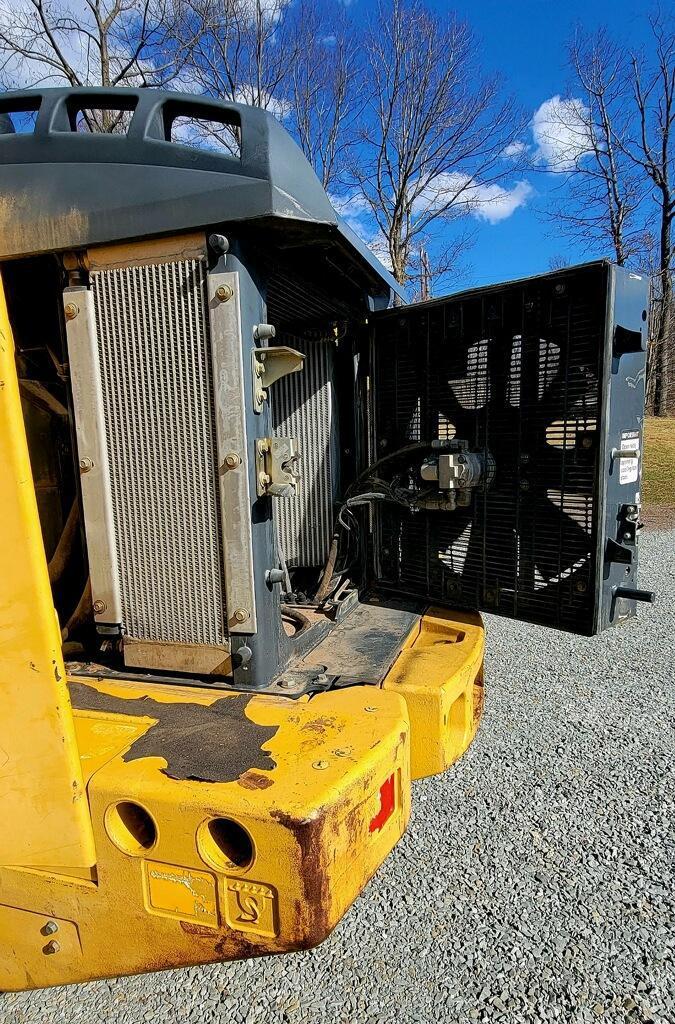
[272, 336, 338, 567]
[91, 258, 227, 646]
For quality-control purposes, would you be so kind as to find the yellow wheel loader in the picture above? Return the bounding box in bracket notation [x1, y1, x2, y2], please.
[0, 87, 651, 990]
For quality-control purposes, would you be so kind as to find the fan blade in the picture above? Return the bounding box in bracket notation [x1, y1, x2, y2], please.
[528, 495, 593, 582]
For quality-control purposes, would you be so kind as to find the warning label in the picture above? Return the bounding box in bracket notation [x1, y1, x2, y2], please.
[619, 430, 640, 485]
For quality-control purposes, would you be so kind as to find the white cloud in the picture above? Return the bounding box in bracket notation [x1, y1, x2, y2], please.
[531, 95, 593, 172]
[470, 180, 534, 223]
[503, 140, 527, 159]
[329, 191, 371, 231]
[415, 172, 533, 224]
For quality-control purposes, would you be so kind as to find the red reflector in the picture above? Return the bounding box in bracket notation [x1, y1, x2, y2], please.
[369, 773, 396, 833]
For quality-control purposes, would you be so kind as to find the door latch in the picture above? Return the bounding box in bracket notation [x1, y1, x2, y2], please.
[255, 436, 300, 497]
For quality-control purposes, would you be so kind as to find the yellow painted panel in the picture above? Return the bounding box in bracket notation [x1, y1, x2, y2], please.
[384, 607, 485, 779]
[0, 679, 410, 989]
[0, 905, 81, 991]
[0, 275, 96, 869]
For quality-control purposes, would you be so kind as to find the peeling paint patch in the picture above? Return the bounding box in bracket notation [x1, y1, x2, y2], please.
[68, 683, 278, 783]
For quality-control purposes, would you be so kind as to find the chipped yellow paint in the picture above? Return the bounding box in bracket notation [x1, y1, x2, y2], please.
[0, 676, 410, 990]
[383, 607, 485, 780]
[0, 273, 96, 870]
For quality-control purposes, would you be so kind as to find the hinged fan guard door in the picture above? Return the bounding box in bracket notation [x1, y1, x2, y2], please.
[367, 262, 649, 635]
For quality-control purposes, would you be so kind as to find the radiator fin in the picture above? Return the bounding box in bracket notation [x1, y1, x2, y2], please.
[92, 259, 227, 645]
[272, 337, 337, 567]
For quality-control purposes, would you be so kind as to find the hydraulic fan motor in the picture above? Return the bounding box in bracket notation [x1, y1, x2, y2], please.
[420, 444, 495, 509]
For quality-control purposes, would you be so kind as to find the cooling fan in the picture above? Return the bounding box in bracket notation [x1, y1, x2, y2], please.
[371, 267, 607, 631]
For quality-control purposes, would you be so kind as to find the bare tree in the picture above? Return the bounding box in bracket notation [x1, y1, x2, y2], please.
[175, 0, 357, 191]
[284, 1, 359, 191]
[175, 0, 296, 114]
[349, 0, 522, 293]
[546, 28, 645, 266]
[0, 0, 187, 130]
[624, 14, 675, 416]
[550, 16, 674, 415]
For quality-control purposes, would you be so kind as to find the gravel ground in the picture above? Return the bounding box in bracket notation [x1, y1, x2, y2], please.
[4, 529, 674, 1024]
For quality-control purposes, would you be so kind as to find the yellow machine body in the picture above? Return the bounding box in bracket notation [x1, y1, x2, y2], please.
[0, 275, 484, 990]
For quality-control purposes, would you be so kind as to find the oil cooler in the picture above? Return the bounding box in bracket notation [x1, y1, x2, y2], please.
[64, 237, 251, 674]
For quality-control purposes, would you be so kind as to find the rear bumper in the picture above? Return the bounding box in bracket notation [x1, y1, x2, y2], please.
[0, 679, 409, 990]
[0, 608, 484, 990]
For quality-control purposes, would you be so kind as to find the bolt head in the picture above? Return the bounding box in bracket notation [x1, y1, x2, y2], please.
[64, 302, 79, 321]
[79, 456, 93, 472]
[224, 452, 240, 469]
[42, 920, 58, 936]
[93, 599, 106, 614]
[215, 284, 233, 303]
[233, 608, 249, 623]
[43, 940, 60, 955]
[208, 233, 229, 254]
[277, 678, 292, 689]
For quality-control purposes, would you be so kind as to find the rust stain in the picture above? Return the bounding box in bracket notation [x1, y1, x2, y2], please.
[68, 682, 278, 783]
[301, 716, 337, 735]
[271, 808, 332, 950]
[179, 921, 277, 962]
[237, 771, 274, 791]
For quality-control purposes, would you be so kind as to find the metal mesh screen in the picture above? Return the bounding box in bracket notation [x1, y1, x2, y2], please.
[92, 259, 227, 644]
[272, 335, 338, 567]
[371, 264, 606, 633]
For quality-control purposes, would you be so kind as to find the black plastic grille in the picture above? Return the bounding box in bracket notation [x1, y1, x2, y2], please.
[371, 263, 608, 633]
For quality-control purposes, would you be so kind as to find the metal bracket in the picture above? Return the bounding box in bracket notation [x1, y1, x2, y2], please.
[252, 345, 305, 413]
[207, 270, 257, 635]
[256, 436, 300, 497]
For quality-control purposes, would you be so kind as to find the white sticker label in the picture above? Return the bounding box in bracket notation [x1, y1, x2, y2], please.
[619, 431, 640, 485]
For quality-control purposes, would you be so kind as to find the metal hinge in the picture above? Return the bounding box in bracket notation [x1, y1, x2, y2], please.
[255, 436, 300, 497]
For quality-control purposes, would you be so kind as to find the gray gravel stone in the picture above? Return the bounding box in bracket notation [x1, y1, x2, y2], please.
[2, 528, 673, 1024]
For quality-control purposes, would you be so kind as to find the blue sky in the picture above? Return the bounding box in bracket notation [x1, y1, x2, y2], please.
[340, 0, 654, 290]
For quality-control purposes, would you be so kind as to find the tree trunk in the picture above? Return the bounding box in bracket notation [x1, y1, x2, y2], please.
[652, 207, 673, 417]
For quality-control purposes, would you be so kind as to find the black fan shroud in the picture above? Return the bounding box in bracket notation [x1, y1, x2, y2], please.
[370, 265, 607, 632]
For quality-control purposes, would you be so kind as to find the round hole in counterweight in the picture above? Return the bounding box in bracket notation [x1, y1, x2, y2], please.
[105, 801, 157, 856]
[199, 817, 254, 870]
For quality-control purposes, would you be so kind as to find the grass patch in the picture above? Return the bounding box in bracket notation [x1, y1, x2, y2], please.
[642, 418, 675, 505]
